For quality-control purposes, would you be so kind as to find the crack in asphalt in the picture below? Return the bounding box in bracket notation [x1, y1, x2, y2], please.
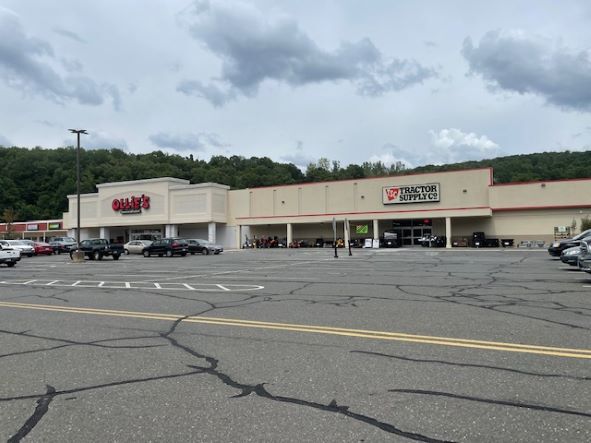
[7, 385, 56, 443]
[390, 389, 591, 419]
[352, 350, 591, 381]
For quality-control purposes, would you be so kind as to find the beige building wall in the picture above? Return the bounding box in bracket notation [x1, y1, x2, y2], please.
[64, 178, 229, 230]
[228, 168, 493, 226]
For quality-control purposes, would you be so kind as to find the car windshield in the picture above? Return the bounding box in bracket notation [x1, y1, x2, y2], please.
[196, 239, 210, 245]
[573, 230, 591, 240]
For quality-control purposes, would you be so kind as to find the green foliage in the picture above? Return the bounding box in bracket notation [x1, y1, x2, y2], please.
[581, 216, 591, 232]
[1, 145, 591, 221]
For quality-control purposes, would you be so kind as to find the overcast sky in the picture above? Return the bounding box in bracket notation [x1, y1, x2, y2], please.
[1, 0, 591, 169]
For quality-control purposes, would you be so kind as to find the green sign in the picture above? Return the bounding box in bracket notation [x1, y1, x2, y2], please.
[355, 224, 368, 234]
[48, 223, 61, 230]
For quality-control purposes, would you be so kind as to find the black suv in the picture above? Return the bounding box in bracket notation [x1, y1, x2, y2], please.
[548, 229, 591, 257]
[143, 238, 189, 257]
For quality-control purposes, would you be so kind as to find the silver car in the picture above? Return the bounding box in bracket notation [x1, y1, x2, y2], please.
[0, 240, 35, 257]
[123, 240, 153, 254]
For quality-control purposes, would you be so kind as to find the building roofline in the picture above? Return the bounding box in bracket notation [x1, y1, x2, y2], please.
[491, 176, 591, 187]
[96, 177, 190, 189]
[242, 167, 494, 191]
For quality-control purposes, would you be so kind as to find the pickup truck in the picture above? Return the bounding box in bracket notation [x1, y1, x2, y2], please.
[0, 243, 21, 267]
[69, 238, 124, 261]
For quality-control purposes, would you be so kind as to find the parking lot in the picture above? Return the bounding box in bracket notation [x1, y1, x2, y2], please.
[1, 248, 590, 442]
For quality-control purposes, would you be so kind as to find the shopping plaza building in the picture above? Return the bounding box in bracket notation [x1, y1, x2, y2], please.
[2, 167, 588, 247]
[21, 167, 583, 248]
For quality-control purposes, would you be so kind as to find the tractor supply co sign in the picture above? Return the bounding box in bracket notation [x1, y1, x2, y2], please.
[112, 194, 150, 214]
[382, 183, 440, 205]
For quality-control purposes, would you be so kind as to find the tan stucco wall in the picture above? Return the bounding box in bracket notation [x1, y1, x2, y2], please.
[64, 178, 229, 229]
[228, 168, 493, 226]
[490, 179, 591, 210]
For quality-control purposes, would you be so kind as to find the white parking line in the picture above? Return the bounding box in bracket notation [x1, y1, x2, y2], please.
[0, 279, 264, 292]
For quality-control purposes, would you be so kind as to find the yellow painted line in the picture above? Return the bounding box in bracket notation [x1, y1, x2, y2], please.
[0, 301, 590, 359]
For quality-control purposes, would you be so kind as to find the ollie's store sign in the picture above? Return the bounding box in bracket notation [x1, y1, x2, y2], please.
[112, 194, 150, 214]
[382, 183, 440, 205]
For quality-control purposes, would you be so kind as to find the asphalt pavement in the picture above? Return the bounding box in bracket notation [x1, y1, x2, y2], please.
[0, 247, 590, 442]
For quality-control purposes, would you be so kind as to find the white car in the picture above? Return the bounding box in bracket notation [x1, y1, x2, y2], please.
[123, 240, 153, 254]
[0, 240, 35, 257]
[0, 243, 21, 267]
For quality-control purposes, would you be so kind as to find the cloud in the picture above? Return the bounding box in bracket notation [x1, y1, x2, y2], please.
[53, 27, 86, 43]
[369, 130, 502, 168]
[149, 131, 228, 151]
[0, 7, 120, 109]
[0, 133, 12, 147]
[280, 141, 316, 167]
[369, 143, 416, 168]
[178, 0, 437, 105]
[64, 131, 128, 150]
[462, 29, 591, 111]
[428, 128, 502, 163]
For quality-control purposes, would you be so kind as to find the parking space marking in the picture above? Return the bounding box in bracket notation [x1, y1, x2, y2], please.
[0, 279, 263, 292]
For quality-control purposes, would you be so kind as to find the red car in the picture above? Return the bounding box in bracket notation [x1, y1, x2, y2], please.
[34, 242, 54, 255]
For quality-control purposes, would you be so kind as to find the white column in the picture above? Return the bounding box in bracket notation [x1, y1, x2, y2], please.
[165, 224, 178, 238]
[287, 223, 293, 246]
[445, 217, 452, 249]
[236, 225, 242, 249]
[208, 222, 216, 243]
[100, 227, 110, 241]
[373, 219, 379, 240]
[344, 221, 350, 246]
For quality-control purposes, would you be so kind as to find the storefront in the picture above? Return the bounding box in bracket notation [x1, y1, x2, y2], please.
[0, 220, 66, 241]
[59, 168, 591, 249]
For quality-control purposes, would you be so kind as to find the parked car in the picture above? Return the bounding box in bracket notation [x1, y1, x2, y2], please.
[0, 240, 35, 257]
[548, 229, 591, 257]
[124, 240, 153, 254]
[382, 230, 400, 248]
[69, 238, 124, 260]
[560, 245, 584, 266]
[49, 236, 77, 254]
[578, 237, 591, 273]
[33, 242, 55, 255]
[0, 243, 21, 267]
[187, 239, 223, 255]
[143, 238, 189, 257]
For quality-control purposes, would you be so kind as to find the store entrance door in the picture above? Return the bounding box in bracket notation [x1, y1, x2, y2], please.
[392, 219, 433, 246]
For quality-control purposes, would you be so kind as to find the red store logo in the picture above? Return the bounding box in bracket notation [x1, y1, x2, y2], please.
[385, 187, 400, 201]
[112, 194, 150, 213]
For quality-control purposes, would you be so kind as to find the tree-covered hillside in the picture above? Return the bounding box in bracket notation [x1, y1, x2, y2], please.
[1, 146, 590, 221]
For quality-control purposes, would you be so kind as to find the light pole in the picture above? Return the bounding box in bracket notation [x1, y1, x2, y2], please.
[68, 129, 87, 262]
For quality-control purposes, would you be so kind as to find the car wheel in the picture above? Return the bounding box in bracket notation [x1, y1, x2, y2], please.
[113, 254, 120, 261]
[69, 251, 74, 260]
[124, 249, 129, 255]
[158, 253, 163, 257]
[93, 251, 102, 261]
[166, 250, 173, 257]
[190, 252, 195, 255]
[7, 262, 15, 267]
[180, 252, 187, 257]
[143, 250, 150, 257]
[57, 249, 62, 255]
[27, 253, 34, 257]
[204, 249, 210, 255]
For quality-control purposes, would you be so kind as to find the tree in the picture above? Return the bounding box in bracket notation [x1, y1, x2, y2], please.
[2, 208, 17, 239]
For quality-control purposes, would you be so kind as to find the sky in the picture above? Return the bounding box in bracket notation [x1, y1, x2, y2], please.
[1, 0, 591, 169]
